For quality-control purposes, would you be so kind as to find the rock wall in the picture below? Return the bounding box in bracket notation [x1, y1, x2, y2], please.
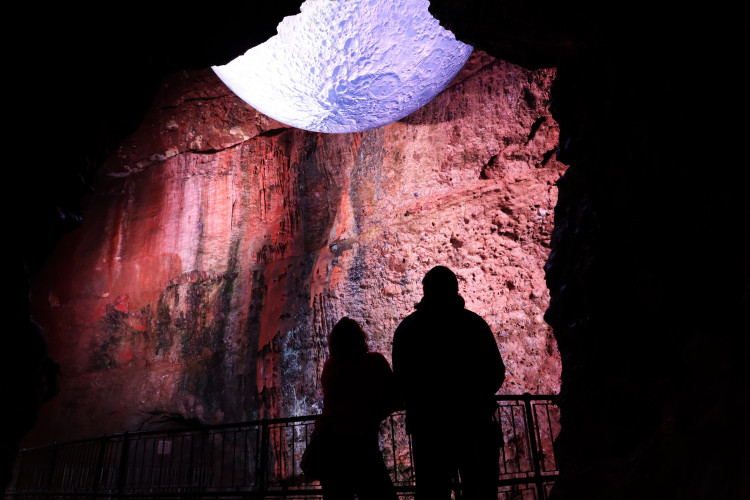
[28, 51, 564, 444]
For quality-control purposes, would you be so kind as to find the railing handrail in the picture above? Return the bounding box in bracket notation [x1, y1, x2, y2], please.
[17, 415, 312, 453]
[7, 393, 560, 499]
[17, 393, 557, 452]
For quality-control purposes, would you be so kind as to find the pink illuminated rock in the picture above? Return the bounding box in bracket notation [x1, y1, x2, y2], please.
[28, 52, 565, 444]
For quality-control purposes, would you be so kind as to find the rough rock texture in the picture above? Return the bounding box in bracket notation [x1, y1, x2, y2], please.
[9, 2, 750, 498]
[27, 51, 564, 445]
[429, 1, 750, 499]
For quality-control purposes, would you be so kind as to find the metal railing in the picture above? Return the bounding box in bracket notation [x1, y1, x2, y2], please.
[5, 394, 559, 500]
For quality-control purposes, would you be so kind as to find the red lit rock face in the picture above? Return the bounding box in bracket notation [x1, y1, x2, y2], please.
[29, 51, 565, 444]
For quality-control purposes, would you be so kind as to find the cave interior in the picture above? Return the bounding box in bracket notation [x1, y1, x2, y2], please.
[7, 1, 748, 499]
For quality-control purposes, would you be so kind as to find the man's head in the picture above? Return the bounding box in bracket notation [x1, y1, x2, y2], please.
[422, 266, 459, 299]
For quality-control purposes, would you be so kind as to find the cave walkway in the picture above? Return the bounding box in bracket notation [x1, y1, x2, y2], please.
[6, 395, 558, 500]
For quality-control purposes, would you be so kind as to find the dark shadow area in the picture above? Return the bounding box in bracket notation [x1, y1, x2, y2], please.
[5, 2, 305, 494]
[428, 1, 750, 498]
[6, 1, 749, 499]
[310, 317, 399, 500]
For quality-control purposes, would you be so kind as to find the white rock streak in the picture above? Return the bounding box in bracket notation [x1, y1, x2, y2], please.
[212, 0, 472, 133]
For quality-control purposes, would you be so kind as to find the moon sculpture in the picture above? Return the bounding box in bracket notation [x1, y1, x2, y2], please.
[212, 0, 472, 133]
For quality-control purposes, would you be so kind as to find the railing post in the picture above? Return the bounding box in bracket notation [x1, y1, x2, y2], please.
[388, 414, 398, 483]
[522, 393, 546, 500]
[43, 444, 58, 500]
[258, 420, 269, 499]
[91, 436, 108, 494]
[116, 432, 130, 499]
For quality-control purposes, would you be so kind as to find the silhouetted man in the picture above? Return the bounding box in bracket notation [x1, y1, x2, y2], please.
[392, 266, 505, 500]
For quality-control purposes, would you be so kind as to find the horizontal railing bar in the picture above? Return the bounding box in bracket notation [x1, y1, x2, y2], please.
[18, 394, 556, 452]
[9, 394, 559, 500]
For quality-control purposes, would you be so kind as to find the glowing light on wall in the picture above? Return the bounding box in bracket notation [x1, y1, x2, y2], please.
[212, 0, 472, 133]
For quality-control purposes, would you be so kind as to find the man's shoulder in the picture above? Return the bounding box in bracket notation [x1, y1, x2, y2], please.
[455, 308, 493, 335]
[462, 307, 489, 323]
[365, 351, 388, 364]
[393, 311, 424, 346]
[394, 310, 422, 332]
[397, 307, 486, 324]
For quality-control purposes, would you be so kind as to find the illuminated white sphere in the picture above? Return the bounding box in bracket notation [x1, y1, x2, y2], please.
[212, 0, 472, 133]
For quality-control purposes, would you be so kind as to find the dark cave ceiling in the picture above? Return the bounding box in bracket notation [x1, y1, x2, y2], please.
[11, 2, 305, 271]
[10, 0, 737, 272]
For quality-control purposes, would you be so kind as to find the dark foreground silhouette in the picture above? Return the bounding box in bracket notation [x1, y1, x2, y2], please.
[316, 317, 399, 500]
[393, 266, 506, 500]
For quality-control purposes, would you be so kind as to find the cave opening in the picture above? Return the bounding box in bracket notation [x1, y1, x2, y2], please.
[212, 0, 473, 133]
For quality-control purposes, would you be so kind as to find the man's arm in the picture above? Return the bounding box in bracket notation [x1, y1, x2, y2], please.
[478, 316, 505, 395]
[391, 321, 410, 409]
